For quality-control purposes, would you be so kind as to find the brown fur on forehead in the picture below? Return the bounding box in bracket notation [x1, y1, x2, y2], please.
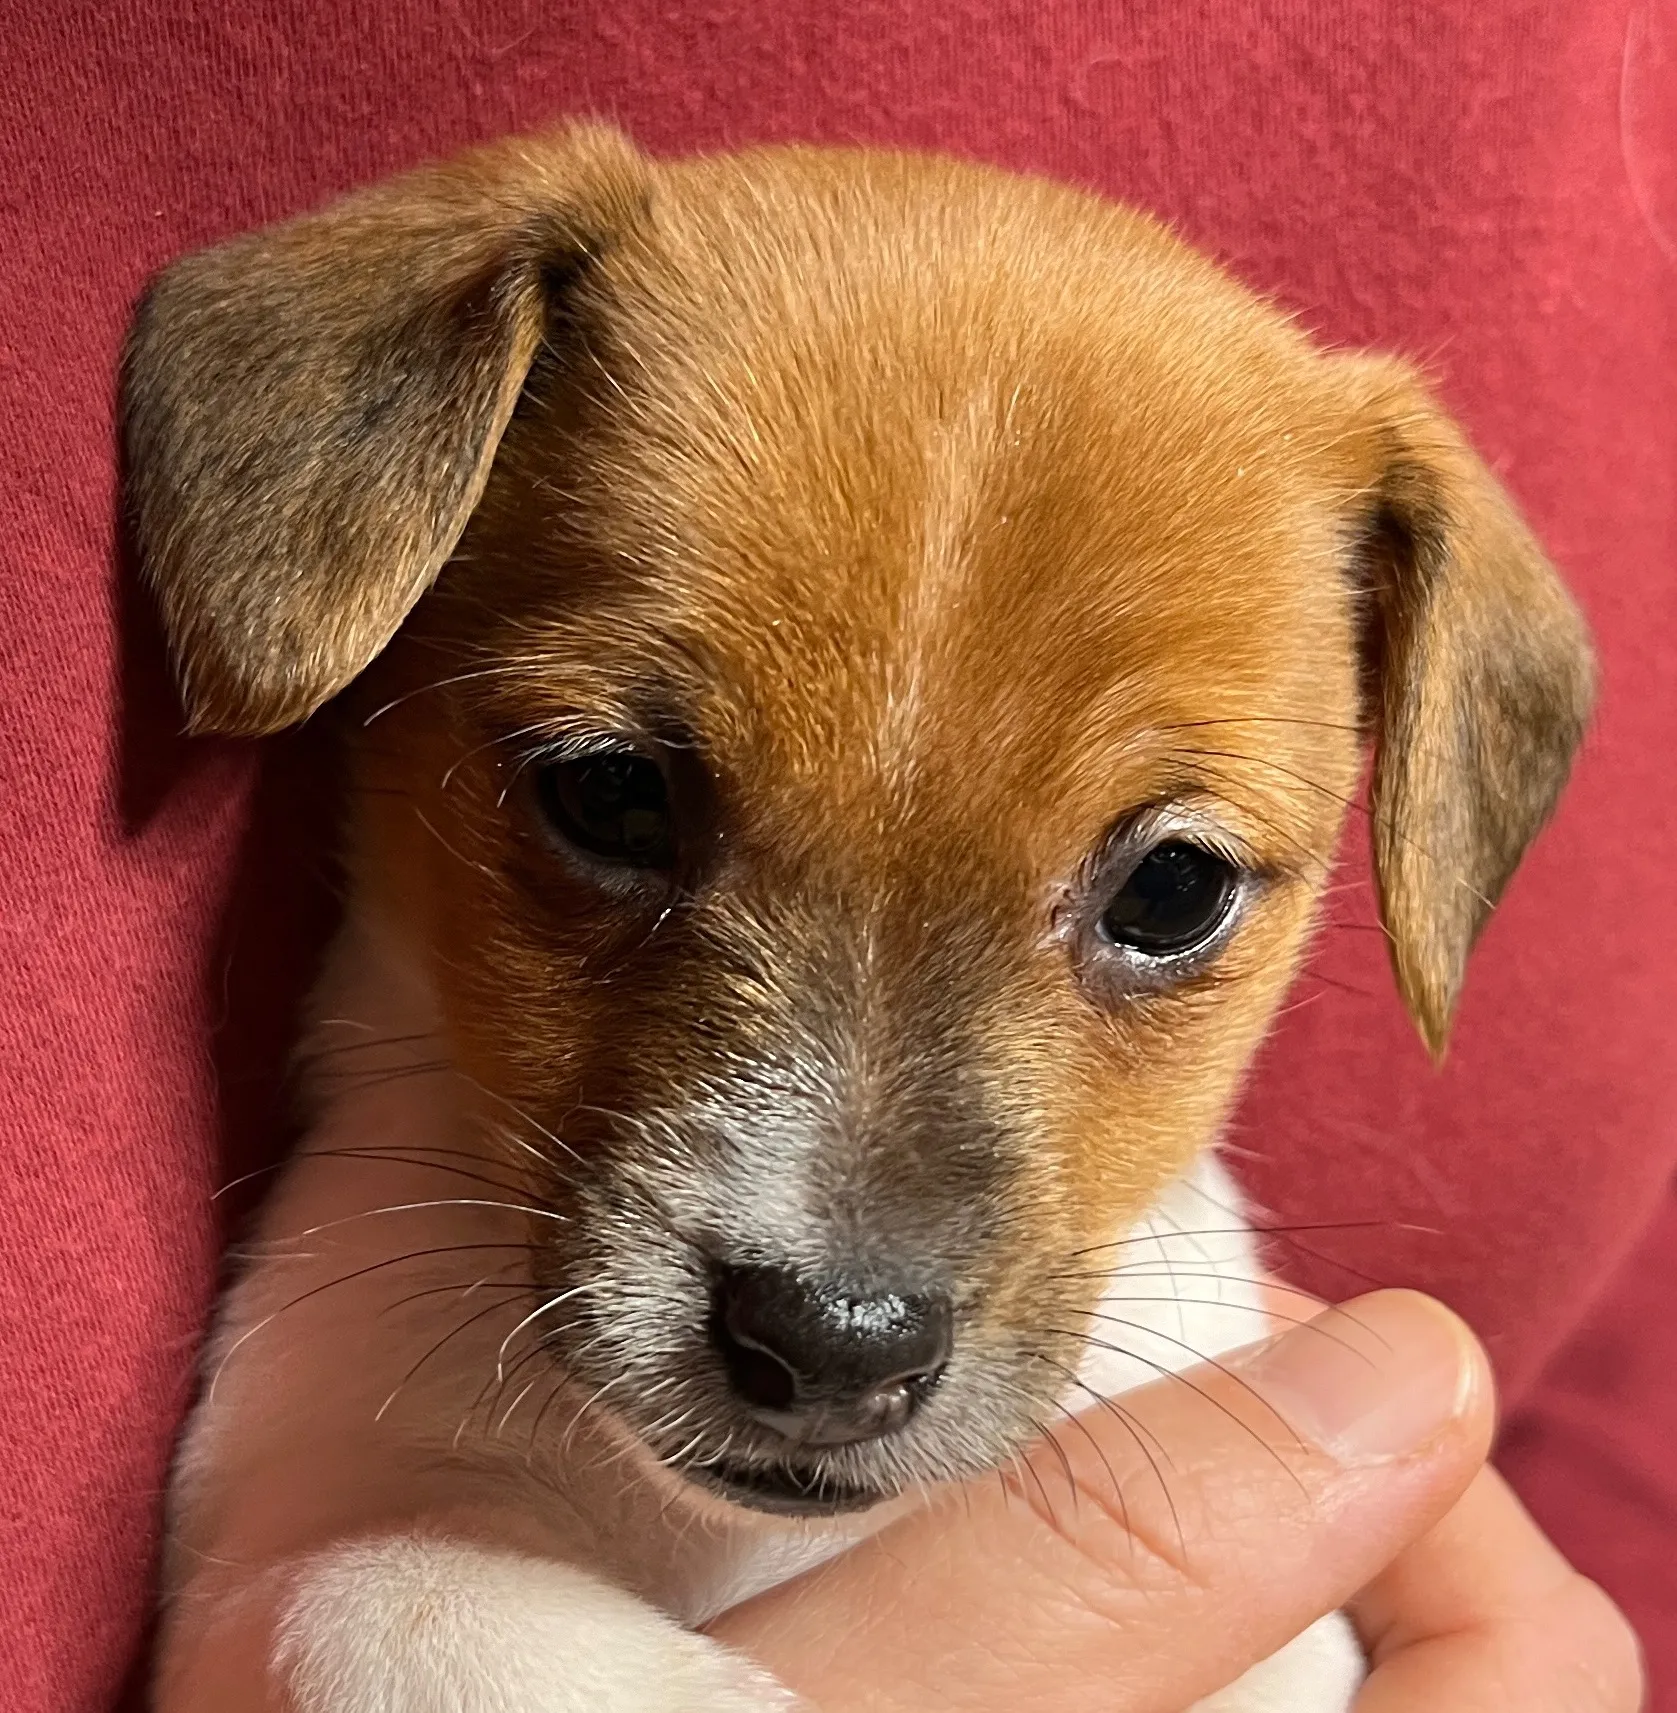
[340, 148, 1375, 1278]
[444, 147, 1365, 877]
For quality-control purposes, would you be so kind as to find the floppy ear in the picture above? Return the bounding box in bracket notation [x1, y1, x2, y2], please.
[121, 123, 650, 736]
[1344, 359, 1595, 1057]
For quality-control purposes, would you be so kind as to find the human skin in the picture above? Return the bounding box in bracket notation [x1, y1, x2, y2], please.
[711, 1290, 1644, 1713]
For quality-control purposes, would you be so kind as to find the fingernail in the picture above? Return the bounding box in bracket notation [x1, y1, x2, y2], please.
[1233, 1289, 1487, 1465]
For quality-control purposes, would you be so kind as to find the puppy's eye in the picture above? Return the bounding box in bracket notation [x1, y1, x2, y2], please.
[533, 749, 675, 869]
[1099, 841, 1239, 957]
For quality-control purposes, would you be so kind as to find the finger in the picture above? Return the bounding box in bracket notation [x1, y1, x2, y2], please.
[711, 1290, 1493, 1713]
[1353, 1465, 1644, 1712]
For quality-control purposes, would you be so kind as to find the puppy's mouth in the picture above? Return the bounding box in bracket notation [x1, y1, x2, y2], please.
[689, 1453, 891, 1517]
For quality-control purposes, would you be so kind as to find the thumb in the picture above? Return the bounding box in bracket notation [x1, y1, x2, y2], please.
[709, 1290, 1494, 1713]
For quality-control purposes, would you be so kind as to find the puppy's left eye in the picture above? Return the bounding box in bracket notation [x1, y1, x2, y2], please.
[533, 749, 676, 870]
[1099, 841, 1240, 957]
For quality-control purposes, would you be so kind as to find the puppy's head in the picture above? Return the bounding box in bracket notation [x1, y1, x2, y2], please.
[125, 126, 1592, 1515]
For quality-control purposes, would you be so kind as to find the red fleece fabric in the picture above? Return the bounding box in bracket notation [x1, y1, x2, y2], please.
[1, 3, 1673, 1708]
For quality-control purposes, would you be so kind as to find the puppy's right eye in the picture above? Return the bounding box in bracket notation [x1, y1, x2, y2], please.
[533, 749, 676, 870]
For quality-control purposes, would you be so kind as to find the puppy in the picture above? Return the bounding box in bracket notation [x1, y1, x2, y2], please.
[123, 124, 1593, 1712]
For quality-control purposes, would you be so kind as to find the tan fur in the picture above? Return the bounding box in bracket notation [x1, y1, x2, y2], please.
[122, 123, 1592, 1709]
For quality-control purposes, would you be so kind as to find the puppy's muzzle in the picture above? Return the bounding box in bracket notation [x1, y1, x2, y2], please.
[710, 1265, 952, 1448]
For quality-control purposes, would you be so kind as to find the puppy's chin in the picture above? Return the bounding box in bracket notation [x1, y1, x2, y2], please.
[688, 1455, 894, 1519]
[610, 1409, 913, 1522]
[581, 1383, 944, 1526]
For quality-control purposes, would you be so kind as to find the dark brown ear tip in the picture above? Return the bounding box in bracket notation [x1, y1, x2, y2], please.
[180, 695, 327, 740]
[1397, 961, 1459, 1065]
[173, 682, 266, 740]
[1417, 1002, 1455, 1066]
[168, 636, 336, 738]
[178, 699, 298, 741]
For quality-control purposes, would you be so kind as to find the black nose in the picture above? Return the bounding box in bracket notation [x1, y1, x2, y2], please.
[710, 1265, 952, 1447]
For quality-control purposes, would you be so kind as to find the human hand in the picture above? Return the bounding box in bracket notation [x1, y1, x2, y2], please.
[709, 1290, 1642, 1712]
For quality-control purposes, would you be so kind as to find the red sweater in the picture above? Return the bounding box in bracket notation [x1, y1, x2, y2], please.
[1, 3, 1672, 1707]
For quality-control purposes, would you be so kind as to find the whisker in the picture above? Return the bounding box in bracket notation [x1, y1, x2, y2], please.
[658, 1421, 713, 1473]
[495, 1283, 603, 1384]
[440, 722, 552, 794]
[1047, 1396, 1130, 1538]
[480, 1336, 568, 1429]
[217, 1148, 536, 1203]
[493, 1374, 544, 1437]
[1082, 1302, 1377, 1362]
[1154, 714, 1365, 737]
[1029, 1351, 1179, 1548]
[1002, 1429, 1065, 1531]
[385, 1275, 536, 1312]
[1153, 1178, 1431, 1285]
[1064, 1218, 1397, 1263]
[305, 1061, 456, 1094]
[1294, 968, 1377, 1000]
[1319, 918, 1398, 942]
[1043, 1326, 1310, 1487]
[362, 661, 566, 727]
[375, 1294, 530, 1424]
[205, 1241, 543, 1402]
[1028, 1410, 1083, 1524]
[294, 1030, 441, 1063]
[411, 802, 498, 880]
[559, 1373, 633, 1458]
[524, 1365, 598, 1458]
[1175, 744, 1487, 904]
[458, 1077, 589, 1170]
[1047, 1266, 1366, 1300]
[293, 1198, 571, 1240]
